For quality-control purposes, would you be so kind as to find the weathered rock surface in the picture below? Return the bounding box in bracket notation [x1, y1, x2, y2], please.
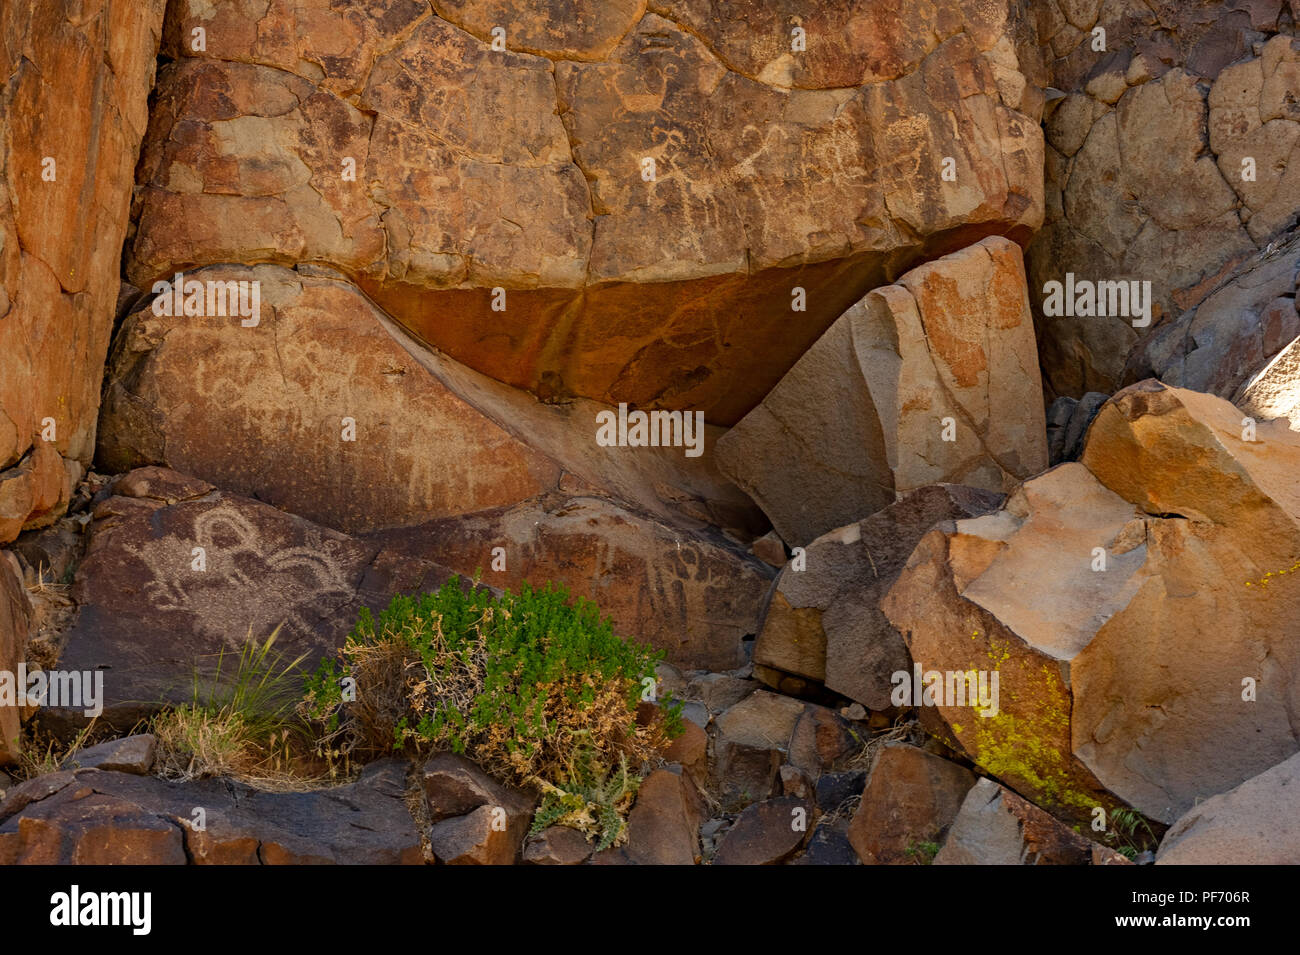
[0, 760, 423, 864]
[712, 795, 808, 865]
[1157, 751, 1300, 865]
[368, 494, 773, 670]
[1046, 392, 1109, 464]
[0, 0, 167, 543]
[848, 742, 975, 864]
[129, 0, 1045, 425]
[0, 552, 31, 763]
[99, 264, 758, 536]
[753, 485, 1003, 706]
[48, 468, 384, 731]
[1236, 333, 1300, 429]
[523, 825, 593, 865]
[935, 777, 1129, 865]
[1124, 232, 1300, 402]
[717, 238, 1047, 546]
[421, 752, 533, 825]
[1030, 11, 1300, 400]
[884, 382, 1300, 823]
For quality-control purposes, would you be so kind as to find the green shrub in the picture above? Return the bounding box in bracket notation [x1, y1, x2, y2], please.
[301, 577, 682, 846]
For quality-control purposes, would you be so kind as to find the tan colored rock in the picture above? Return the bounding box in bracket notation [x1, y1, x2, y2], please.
[753, 485, 1002, 705]
[99, 264, 761, 537]
[369, 494, 772, 670]
[934, 778, 1129, 865]
[884, 383, 1300, 823]
[428, 803, 530, 865]
[131, 1, 1044, 424]
[1157, 751, 1300, 865]
[0, 0, 166, 542]
[1236, 333, 1300, 430]
[848, 742, 975, 865]
[0, 552, 31, 764]
[717, 237, 1047, 546]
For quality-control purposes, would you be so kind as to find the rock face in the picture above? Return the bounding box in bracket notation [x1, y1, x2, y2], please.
[0, 760, 423, 864]
[753, 485, 1003, 707]
[98, 263, 759, 536]
[367, 494, 773, 670]
[0, 0, 167, 542]
[884, 382, 1300, 823]
[1030, 9, 1300, 400]
[717, 237, 1048, 546]
[848, 742, 975, 864]
[0, 553, 31, 763]
[1124, 232, 1300, 403]
[1237, 333, 1300, 429]
[127, 0, 1045, 425]
[1157, 751, 1300, 865]
[934, 777, 1129, 865]
[49, 468, 384, 731]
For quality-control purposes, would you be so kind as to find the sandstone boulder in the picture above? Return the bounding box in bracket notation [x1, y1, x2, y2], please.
[1157, 751, 1300, 865]
[0, 0, 166, 542]
[130, 0, 1044, 424]
[753, 485, 1003, 706]
[717, 237, 1047, 546]
[884, 383, 1300, 823]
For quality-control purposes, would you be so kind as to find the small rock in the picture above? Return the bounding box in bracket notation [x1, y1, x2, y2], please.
[788, 705, 858, 775]
[848, 742, 975, 864]
[523, 826, 592, 865]
[421, 752, 532, 824]
[62, 734, 156, 775]
[713, 796, 809, 866]
[815, 771, 866, 812]
[751, 530, 788, 568]
[794, 820, 860, 866]
[428, 803, 529, 865]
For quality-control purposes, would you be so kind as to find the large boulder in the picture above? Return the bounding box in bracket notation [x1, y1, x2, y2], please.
[0, 0, 167, 541]
[1029, 8, 1300, 400]
[717, 237, 1048, 546]
[46, 468, 387, 731]
[753, 485, 1003, 706]
[883, 382, 1300, 823]
[128, 0, 1045, 425]
[1157, 751, 1300, 865]
[98, 263, 759, 537]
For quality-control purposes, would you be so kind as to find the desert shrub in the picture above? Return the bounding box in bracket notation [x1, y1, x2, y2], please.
[301, 578, 681, 846]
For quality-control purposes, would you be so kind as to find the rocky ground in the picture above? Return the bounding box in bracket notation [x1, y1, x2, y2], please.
[1, 0, 1299, 865]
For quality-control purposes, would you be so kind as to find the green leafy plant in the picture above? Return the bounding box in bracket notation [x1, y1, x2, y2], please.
[904, 840, 941, 865]
[1104, 807, 1157, 860]
[302, 577, 682, 843]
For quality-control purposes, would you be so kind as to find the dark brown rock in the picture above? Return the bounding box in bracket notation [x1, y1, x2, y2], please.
[713, 796, 809, 865]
